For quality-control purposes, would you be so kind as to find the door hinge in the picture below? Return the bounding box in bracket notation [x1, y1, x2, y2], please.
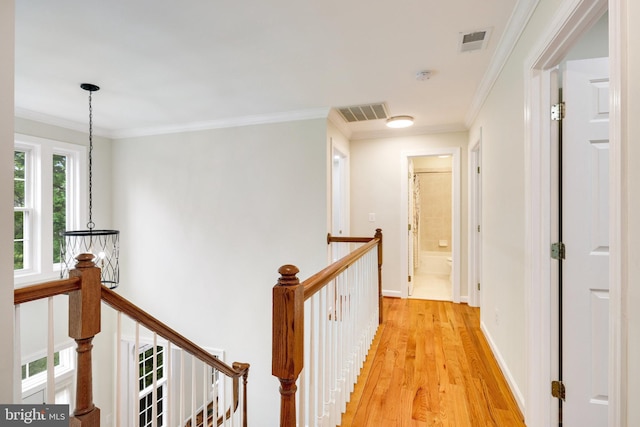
[551, 380, 566, 400]
[477, 225, 481, 232]
[408, 223, 412, 231]
[551, 102, 565, 121]
[477, 283, 481, 291]
[477, 166, 480, 174]
[408, 275, 412, 282]
[551, 242, 566, 260]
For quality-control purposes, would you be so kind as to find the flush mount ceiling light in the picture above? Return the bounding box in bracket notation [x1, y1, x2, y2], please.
[61, 83, 120, 288]
[386, 115, 414, 129]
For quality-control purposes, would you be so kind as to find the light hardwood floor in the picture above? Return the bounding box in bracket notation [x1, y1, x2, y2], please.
[340, 298, 525, 427]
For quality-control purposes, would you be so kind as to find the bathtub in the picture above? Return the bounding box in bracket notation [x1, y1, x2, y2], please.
[418, 251, 452, 275]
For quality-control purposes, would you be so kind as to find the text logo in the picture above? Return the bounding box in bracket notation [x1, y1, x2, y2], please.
[0, 405, 69, 426]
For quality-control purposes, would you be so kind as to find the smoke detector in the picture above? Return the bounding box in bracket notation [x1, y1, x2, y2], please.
[416, 70, 432, 81]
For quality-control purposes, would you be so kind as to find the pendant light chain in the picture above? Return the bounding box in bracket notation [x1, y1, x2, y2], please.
[87, 89, 95, 230]
[87, 90, 96, 230]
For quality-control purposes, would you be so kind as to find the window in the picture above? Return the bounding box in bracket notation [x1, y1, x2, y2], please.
[14, 150, 30, 270]
[138, 345, 166, 427]
[14, 135, 85, 285]
[21, 346, 75, 405]
[121, 341, 225, 427]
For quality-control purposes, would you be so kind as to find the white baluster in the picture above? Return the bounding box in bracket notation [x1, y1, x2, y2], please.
[47, 297, 55, 404]
[134, 323, 140, 427]
[116, 312, 122, 427]
[14, 305, 21, 403]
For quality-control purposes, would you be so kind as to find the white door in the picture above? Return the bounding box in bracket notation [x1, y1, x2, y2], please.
[407, 159, 415, 296]
[562, 57, 609, 426]
[469, 143, 482, 307]
[332, 147, 348, 261]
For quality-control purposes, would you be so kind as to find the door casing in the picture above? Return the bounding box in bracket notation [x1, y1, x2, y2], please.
[468, 134, 482, 308]
[400, 147, 461, 301]
[523, 0, 626, 426]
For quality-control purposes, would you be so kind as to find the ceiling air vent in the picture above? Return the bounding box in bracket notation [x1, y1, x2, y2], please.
[459, 28, 492, 53]
[337, 103, 389, 123]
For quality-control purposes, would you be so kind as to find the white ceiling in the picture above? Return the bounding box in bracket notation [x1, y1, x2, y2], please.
[15, 0, 530, 139]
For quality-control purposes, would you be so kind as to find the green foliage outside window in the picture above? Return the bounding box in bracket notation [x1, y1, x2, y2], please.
[21, 352, 61, 380]
[52, 154, 67, 264]
[14, 151, 25, 270]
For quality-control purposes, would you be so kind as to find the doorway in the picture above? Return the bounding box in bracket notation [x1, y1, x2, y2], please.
[331, 142, 349, 262]
[409, 155, 454, 301]
[523, 2, 624, 426]
[400, 147, 461, 302]
[468, 136, 482, 308]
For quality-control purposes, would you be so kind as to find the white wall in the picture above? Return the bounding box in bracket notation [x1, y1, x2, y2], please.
[466, 0, 568, 410]
[0, 0, 15, 404]
[350, 131, 468, 298]
[564, 12, 608, 61]
[111, 118, 329, 425]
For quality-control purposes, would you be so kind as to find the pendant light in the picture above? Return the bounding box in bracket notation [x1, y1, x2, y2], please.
[60, 83, 120, 288]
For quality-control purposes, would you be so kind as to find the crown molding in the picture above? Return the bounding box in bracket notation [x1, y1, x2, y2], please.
[16, 106, 331, 140]
[327, 108, 353, 139]
[350, 122, 468, 141]
[108, 107, 331, 139]
[464, 0, 541, 127]
[15, 107, 111, 137]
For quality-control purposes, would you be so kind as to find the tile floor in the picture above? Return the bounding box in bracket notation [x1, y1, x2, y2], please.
[410, 271, 452, 301]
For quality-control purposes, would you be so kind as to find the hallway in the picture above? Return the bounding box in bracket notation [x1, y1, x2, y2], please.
[340, 298, 524, 426]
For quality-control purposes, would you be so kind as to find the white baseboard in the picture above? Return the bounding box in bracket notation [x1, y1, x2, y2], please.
[480, 321, 526, 413]
[460, 296, 469, 304]
[382, 289, 402, 298]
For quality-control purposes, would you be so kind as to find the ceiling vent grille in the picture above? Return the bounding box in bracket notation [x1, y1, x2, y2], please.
[337, 103, 389, 123]
[459, 28, 492, 53]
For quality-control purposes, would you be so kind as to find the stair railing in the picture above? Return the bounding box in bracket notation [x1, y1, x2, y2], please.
[14, 254, 249, 427]
[272, 229, 383, 427]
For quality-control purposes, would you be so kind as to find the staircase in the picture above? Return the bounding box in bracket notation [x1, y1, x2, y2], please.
[13, 253, 249, 427]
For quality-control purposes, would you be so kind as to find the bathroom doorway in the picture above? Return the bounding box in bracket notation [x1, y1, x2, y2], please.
[409, 155, 453, 301]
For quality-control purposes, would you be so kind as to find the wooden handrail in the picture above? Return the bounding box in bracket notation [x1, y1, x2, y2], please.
[101, 286, 248, 380]
[14, 277, 81, 305]
[303, 237, 379, 300]
[273, 229, 383, 427]
[326, 233, 375, 244]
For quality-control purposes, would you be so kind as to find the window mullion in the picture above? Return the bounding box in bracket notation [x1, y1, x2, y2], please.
[39, 144, 54, 276]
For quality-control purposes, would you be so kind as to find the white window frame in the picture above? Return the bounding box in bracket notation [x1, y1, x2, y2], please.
[138, 344, 167, 427]
[120, 338, 226, 427]
[21, 344, 76, 405]
[14, 134, 86, 286]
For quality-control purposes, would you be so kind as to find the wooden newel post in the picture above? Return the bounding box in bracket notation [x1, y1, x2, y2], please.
[272, 265, 304, 427]
[68, 253, 102, 426]
[375, 228, 383, 324]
